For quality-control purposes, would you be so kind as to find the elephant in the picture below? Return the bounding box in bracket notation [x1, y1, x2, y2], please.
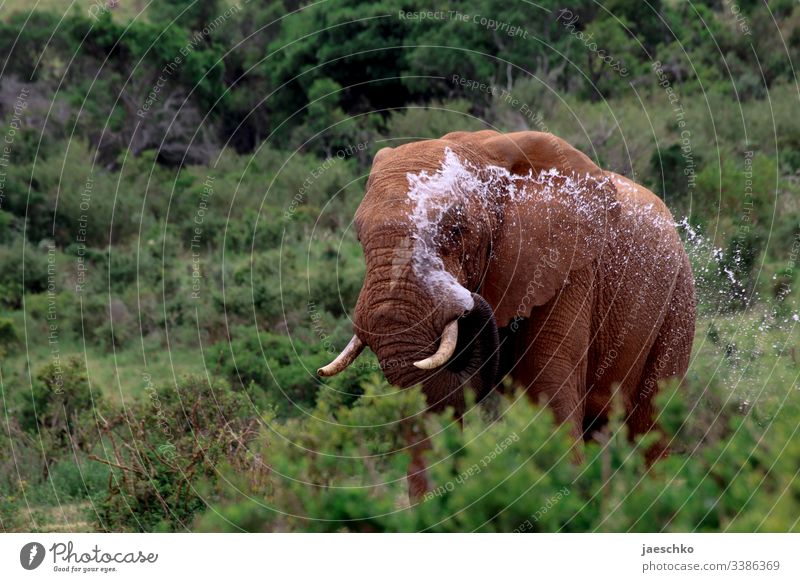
[318, 130, 696, 497]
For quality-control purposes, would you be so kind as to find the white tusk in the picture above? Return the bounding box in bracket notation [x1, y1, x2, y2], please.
[413, 320, 459, 370]
[317, 335, 365, 376]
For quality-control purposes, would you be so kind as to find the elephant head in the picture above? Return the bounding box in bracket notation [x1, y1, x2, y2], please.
[319, 130, 618, 415]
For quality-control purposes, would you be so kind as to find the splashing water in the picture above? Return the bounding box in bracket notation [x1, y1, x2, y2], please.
[675, 217, 799, 399]
[404, 148, 612, 311]
[402, 149, 797, 400]
[405, 149, 483, 311]
[676, 217, 752, 309]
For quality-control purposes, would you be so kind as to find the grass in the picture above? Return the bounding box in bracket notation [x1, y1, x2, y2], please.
[692, 310, 800, 403]
[16, 501, 94, 533]
[1, 337, 199, 407]
[2, 307, 797, 532]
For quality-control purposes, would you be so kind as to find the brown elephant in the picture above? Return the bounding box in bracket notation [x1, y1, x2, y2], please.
[318, 130, 696, 497]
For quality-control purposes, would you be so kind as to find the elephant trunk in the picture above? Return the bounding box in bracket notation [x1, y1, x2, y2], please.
[440, 293, 500, 406]
[352, 277, 500, 414]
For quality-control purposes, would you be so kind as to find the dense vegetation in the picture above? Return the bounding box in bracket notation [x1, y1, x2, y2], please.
[1, 0, 798, 532]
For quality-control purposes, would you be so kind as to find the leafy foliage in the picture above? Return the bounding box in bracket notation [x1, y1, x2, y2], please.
[195, 381, 800, 532]
[1, 1, 799, 533]
[93, 375, 257, 532]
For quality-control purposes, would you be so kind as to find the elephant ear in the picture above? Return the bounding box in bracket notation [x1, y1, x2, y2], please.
[473, 131, 619, 327]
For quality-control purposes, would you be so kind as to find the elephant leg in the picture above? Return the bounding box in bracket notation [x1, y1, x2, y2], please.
[402, 419, 432, 501]
[530, 375, 588, 463]
[628, 260, 695, 463]
[516, 268, 595, 455]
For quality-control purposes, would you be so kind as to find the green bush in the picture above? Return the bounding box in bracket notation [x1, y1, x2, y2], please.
[93, 375, 256, 532]
[0, 210, 18, 243]
[23, 357, 100, 441]
[46, 456, 109, 502]
[194, 376, 425, 532]
[195, 377, 800, 532]
[207, 327, 335, 417]
[1, 0, 799, 535]
[0, 317, 19, 354]
[649, 143, 701, 208]
[0, 237, 50, 309]
[0, 418, 44, 519]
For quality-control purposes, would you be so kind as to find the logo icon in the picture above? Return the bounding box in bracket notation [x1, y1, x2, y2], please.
[20, 542, 46, 570]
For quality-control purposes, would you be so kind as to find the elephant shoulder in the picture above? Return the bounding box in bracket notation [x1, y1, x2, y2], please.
[608, 172, 676, 227]
[606, 172, 686, 277]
